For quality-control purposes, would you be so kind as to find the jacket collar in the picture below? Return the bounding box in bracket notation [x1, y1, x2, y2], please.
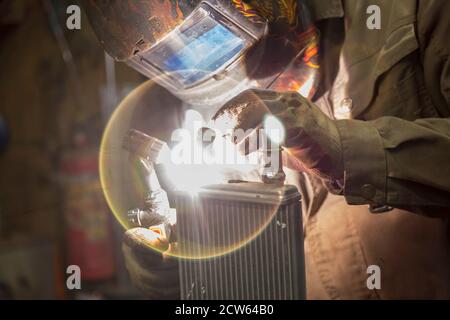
[305, 0, 344, 21]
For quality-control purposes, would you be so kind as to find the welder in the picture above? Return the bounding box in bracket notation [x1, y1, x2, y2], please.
[85, 0, 450, 299]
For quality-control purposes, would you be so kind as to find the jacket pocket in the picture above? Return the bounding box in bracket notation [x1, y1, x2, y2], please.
[346, 23, 420, 118]
[362, 51, 440, 121]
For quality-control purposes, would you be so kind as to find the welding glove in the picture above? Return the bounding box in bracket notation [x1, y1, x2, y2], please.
[122, 228, 180, 299]
[213, 89, 344, 183]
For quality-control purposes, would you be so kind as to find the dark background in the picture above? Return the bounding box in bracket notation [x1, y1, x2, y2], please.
[0, 0, 146, 299]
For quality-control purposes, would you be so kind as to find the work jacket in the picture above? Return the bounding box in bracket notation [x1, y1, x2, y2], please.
[297, 0, 450, 299]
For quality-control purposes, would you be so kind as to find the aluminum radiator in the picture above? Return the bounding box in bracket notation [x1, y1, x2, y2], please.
[175, 182, 305, 300]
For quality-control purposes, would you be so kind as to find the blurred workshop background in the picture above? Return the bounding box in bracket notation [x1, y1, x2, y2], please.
[0, 0, 146, 299]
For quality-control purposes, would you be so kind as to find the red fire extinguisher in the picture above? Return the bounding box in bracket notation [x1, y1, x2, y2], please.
[60, 131, 115, 282]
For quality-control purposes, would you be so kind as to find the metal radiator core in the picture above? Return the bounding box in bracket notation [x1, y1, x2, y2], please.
[175, 182, 305, 300]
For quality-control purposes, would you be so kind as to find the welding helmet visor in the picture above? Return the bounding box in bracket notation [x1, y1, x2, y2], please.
[126, 1, 272, 112]
[129, 2, 263, 90]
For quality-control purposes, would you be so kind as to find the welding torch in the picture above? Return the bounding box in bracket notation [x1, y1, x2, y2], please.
[123, 129, 175, 242]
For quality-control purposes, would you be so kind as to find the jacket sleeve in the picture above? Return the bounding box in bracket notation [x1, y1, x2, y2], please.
[336, 117, 450, 208]
[335, 0, 450, 209]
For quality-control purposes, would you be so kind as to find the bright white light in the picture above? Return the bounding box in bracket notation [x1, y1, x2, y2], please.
[184, 109, 203, 130]
[161, 109, 261, 194]
[155, 142, 171, 165]
[263, 115, 285, 145]
[298, 74, 315, 98]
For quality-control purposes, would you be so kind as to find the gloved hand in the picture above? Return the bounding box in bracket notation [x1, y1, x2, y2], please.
[212, 89, 344, 182]
[122, 228, 179, 299]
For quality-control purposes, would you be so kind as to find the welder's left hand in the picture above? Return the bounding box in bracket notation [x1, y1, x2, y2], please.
[212, 89, 344, 182]
[123, 228, 180, 299]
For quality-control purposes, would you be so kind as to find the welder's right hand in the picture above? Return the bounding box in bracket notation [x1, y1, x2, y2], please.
[122, 228, 179, 299]
[212, 89, 344, 182]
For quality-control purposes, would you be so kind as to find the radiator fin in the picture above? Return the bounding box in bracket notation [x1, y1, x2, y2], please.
[176, 183, 304, 300]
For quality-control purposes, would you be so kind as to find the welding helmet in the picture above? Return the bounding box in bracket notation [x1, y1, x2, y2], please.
[84, 0, 320, 116]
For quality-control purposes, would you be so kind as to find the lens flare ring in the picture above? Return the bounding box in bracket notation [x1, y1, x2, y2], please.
[100, 81, 282, 260]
